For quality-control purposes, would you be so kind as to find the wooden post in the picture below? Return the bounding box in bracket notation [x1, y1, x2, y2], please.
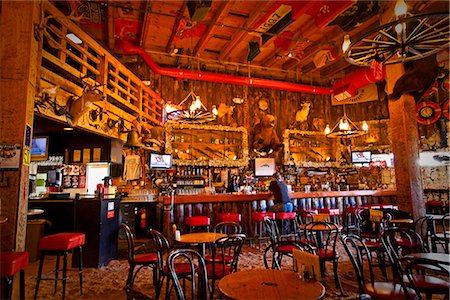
[0, 1, 41, 251]
[385, 63, 425, 220]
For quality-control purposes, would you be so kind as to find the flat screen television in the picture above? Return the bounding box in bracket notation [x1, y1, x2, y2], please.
[31, 136, 49, 161]
[351, 151, 371, 163]
[150, 153, 172, 169]
[254, 158, 276, 177]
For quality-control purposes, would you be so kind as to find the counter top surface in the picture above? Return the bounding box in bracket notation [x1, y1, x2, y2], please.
[162, 190, 397, 205]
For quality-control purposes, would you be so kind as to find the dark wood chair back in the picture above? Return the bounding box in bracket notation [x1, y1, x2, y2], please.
[263, 240, 315, 270]
[213, 222, 242, 234]
[263, 216, 281, 245]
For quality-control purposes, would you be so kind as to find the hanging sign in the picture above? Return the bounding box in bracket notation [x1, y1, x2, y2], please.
[0, 144, 21, 170]
[332, 84, 378, 105]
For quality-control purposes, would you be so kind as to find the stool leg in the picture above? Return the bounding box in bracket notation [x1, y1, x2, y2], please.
[78, 246, 83, 295]
[4, 276, 13, 299]
[54, 252, 60, 294]
[20, 269, 25, 299]
[34, 253, 45, 300]
[62, 251, 68, 300]
[258, 221, 262, 251]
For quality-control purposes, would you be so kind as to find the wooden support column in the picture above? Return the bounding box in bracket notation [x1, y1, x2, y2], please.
[0, 1, 41, 251]
[385, 63, 424, 220]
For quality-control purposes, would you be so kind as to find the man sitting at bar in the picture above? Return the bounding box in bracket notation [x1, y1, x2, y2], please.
[268, 172, 293, 212]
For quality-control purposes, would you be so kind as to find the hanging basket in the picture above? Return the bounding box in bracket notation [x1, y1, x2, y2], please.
[416, 101, 442, 125]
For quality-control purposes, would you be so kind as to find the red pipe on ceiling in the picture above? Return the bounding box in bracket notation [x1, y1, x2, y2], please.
[117, 40, 384, 96]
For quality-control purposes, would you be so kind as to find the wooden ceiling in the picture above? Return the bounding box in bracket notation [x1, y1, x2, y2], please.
[52, 0, 448, 86]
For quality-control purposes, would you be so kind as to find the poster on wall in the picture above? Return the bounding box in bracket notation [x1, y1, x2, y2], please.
[63, 165, 81, 188]
[0, 144, 21, 170]
[332, 83, 378, 105]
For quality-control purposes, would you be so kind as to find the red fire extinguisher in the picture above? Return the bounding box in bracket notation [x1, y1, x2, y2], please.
[140, 207, 146, 229]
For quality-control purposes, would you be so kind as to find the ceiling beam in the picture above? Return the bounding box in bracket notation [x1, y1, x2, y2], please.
[107, 3, 116, 49]
[165, 2, 186, 53]
[219, 0, 276, 62]
[193, 1, 233, 56]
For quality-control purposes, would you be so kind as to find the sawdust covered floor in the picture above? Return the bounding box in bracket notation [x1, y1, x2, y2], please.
[24, 241, 385, 300]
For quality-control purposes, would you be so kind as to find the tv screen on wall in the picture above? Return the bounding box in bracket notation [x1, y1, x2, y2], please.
[254, 158, 276, 177]
[150, 153, 172, 169]
[31, 136, 49, 161]
[351, 151, 371, 163]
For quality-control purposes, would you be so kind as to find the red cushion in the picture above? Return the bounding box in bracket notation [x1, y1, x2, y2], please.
[204, 254, 233, 263]
[39, 233, 85, 251]
[186, 216, 210, 227]
[0, 252, 29, 276]
[275, 212, 296, 220]
[251, 212, 275, 221]
[218, 213, 241, 223]
[275, 244, 297, 253]
[426, 200, 444, 208]
[344, 207, 358, 213]
[318, 208, 340, 216]
[317, 249, 336, 259]
[163, 262, 197, 275]
[205, 263, 231, 277]
[134, 253, 158, 264]
[365, 282, 417, 299]
[404, 274, 450, 291]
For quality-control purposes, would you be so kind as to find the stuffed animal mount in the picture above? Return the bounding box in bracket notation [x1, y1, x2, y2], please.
[290, 102, 311, 130]
[252, 113, 283, 156]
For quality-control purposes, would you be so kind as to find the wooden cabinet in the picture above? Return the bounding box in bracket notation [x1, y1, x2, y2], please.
[165, 123, 249, 167]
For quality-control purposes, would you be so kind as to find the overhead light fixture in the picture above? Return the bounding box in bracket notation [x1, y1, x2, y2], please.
[165, 90, 217, 124]
[63, 127, 74, 131]
[66, 33, 82, 44]
[325, 105, 368, 138]
[342, 0, 449, 66]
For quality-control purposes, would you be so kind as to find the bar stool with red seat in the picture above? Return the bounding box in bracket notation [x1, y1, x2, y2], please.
[185, 216, 210, 232]
[297, 209, 318, 224]
[34, 232, 85, 300]
[251, 211, 275, 250]
[275, 212, 298, 238]
[217, 213, 241, 223]
[0, 251, 29, 299]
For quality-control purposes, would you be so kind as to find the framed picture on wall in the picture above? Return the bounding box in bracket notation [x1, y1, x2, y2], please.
[73, 149, 81, 163]
[93, 148, 101, 162]
[82, 148, 91, 163]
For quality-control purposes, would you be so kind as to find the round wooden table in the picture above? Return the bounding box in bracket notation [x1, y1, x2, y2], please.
[298, 224, 343, 231]
[390, 218, 413, 224]
[178, 232, 227, 257]
[218, 269, 325, 300]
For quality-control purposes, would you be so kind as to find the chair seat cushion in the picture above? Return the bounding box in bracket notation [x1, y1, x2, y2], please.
[403, 274, 450, 291]
[186, 216, 210, 226]
[275, 212, 296, 220]
[39, 233, 85, 251]
[218, 213, 241, 222]
[204, 263, 231, 278]
[0, 252, 29, 276]
[163, 262, 197, 275]
[318, 208, 340, 216]
[134, 253, 158, 264]
[360, 240, 382, 249]
[365, 282, 417, 299]
[317, 249, 336, 259]
[275, 244, 297, 253]
[251, 212, 275, 221]
[204, 254, 233, 263]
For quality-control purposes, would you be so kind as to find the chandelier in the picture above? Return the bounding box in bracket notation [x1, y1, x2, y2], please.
[165, 90, 218, 124]
[325, 106, 368, 138]
[342, 0, 449, 66]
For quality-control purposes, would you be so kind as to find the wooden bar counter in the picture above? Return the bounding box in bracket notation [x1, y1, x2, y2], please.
[161, 190, 397, 237]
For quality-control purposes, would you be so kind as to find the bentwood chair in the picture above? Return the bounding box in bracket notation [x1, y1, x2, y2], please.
[213, 221, 242, 234]
[150, 229, 197, 299]
[303, 222, 344, 295]
[205, 234, 246, 299]
[430, 213, 450, 253]
[121, 223, 158, 291]
[263, 240, 315, 270]
[382, 228, 450, 299]
[342, 234, 418, 299]
[167, 249, 210, 300]
[414, 216, 432, 253]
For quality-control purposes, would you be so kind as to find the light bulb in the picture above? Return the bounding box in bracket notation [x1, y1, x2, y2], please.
[287, 52, 293, 58]
[339, 119, 349, 131]
[194, 96, 202, 109]
[165, 103, 177, 114]
[395, 23, 404, 34]
[212, 105, 218, 115]
[362, 121, 369, 131]
[395, 0, 408, 18]
[342, 35, 351, 53]
[189, 103, 196, 112]
[325, 125, 331, 135]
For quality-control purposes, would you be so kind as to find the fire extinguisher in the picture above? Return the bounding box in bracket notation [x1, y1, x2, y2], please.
[140, 207, 146, 229]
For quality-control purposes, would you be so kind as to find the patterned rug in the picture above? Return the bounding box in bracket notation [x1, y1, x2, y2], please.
[24, 240, 396, 300]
